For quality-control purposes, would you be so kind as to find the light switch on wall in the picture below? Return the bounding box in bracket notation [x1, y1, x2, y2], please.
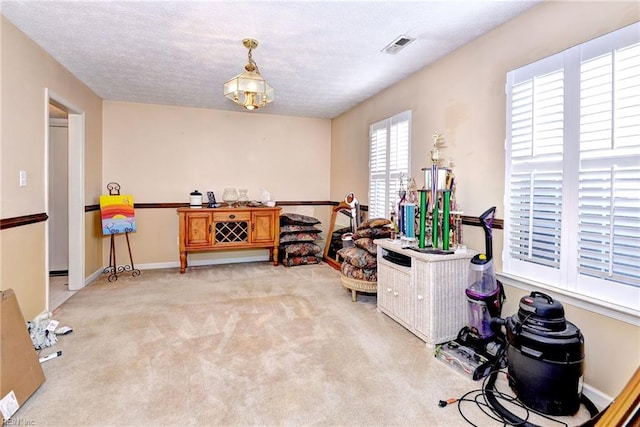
[19, 170, 27, 187]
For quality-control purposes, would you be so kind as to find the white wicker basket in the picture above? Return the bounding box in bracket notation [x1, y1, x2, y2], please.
[340, 275, 377, 302]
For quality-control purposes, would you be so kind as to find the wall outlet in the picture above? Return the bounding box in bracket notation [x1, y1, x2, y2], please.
[19, 170, 27, 187]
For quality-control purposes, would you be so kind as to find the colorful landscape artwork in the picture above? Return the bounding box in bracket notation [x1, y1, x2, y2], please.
[100, 194, 137, 235]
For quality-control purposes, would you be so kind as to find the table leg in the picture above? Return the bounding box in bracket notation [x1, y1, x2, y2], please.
[180, 251, 187, 274]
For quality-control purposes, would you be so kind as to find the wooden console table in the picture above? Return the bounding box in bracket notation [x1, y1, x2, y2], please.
[177, 206, 281, 273]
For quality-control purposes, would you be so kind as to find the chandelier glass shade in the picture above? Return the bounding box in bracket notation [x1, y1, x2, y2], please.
[223, 38, 274, 110]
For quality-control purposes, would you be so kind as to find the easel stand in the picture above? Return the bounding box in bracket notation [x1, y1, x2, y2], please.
[105, 232, 140, 282]
[102, 182, 141, 282]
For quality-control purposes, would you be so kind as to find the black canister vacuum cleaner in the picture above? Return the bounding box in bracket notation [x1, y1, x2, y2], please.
[505, 292, 585, 415]
[487, 291, 593, 418]
[481, 291, 600, 426]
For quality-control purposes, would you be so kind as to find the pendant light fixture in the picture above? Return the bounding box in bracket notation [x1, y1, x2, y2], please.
[223, 38, 274, 110]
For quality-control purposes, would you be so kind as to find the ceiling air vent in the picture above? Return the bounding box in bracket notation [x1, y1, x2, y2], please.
[381, 35, 415, 55]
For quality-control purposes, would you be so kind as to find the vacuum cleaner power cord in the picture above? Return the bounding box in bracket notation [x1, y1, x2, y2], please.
[483, 368, 600, 427]
[443, 318, 599, 426]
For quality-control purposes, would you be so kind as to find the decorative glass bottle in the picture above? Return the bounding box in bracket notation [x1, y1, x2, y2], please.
[238, 189, 249, 206]
[222, 188, 238, 205]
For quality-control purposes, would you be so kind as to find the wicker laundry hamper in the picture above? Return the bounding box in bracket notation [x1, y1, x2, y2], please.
[340, 275, 377, 302]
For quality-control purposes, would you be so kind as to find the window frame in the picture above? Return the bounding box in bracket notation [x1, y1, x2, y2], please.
[502, 22, 640, 323]
[368, 110, 412, 219]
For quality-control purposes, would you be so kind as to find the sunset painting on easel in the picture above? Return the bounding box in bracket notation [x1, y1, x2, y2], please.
[100, 194, 137, 235]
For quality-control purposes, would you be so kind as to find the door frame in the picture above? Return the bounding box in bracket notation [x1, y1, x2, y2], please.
[45, 89, 85, 305]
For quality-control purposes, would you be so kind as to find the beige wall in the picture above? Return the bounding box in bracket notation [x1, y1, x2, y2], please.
[0, 224, 46, 318]
[85, 210, 103, 276]
[0, 16, 103, 318]
[101, 101, 332, 266]
[331, 1, 640, 398]
[102, 101, 331, 203]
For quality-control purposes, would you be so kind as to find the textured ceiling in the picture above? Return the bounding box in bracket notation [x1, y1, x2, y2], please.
[1, 1, 541, 119]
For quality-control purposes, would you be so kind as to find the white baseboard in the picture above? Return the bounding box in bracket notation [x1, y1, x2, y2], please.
[128, 255, 271, 272]
[582, 383, 612, 411]
[85, 267, 103, 286]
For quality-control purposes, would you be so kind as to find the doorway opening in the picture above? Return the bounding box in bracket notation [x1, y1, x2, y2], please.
[46, 91, 85, 311]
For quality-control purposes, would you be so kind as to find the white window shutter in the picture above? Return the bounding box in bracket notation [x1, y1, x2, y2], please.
[578, 167, 640, 286]
[369, 124, 388, 219]
[504, 22, 640, 310]
[506, 67, 564, 278]
[369, 111, 411, 218]
[578, 40, 640, 288]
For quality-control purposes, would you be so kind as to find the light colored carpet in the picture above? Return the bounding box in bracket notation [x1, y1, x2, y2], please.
[49, 275, 75, 312]
[16, 262, 593, 426]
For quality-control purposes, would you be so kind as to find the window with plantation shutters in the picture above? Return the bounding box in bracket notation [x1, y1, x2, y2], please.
[504, 22, 640, 311]
[369, 111, 411, 219]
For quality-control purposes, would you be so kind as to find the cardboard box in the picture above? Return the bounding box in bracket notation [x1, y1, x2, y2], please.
[0, 289, 45, 421]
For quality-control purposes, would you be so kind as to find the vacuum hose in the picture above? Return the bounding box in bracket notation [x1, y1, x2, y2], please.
[483, 360, 600, 426]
